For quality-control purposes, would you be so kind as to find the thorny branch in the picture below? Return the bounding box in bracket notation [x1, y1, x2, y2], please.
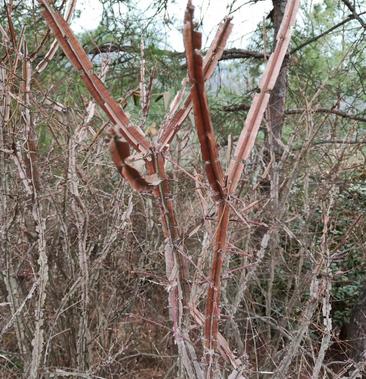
[36, 0, 301, 377]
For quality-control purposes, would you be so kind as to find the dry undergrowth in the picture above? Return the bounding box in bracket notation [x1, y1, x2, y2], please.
[1, 1, 366, 378]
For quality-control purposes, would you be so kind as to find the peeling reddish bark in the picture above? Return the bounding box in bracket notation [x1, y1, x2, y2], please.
[39, 0, 300, 375]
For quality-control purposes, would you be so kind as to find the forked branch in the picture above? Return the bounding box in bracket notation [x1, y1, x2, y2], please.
[201, 0, 300, 374]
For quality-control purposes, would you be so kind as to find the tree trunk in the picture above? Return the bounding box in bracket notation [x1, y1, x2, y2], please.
[268, 0, 289, 157]
[347, 283, 366, 364]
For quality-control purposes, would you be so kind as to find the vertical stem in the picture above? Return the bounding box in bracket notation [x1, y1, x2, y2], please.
[68, 119, 90, 372]
[204, 201, 230, 376]
[0, 50, 30, 364]
[21, 52, 49, 379]
[146, 153, 202, 378]
[151, 153, 189, 296]
[267, 0, 289, 157]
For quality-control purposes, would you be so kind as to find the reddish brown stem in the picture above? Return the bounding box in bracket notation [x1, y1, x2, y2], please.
[158, 17, 232, 150]
[204, 203, 230, 353]
[227, 0, 300, 194]
[201, 0, 300, 374]
[183, 4, 233, 374]
[39, 0, 150, 153]
[183, 2, 225, 200]
[35, 0, 77, 73]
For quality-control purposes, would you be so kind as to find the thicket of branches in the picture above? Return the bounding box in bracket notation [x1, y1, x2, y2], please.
[1, 0, 366, 378]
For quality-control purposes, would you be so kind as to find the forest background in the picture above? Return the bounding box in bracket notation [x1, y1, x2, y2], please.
[1, 0, 366, 378]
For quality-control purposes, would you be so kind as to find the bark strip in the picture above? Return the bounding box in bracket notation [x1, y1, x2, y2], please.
[110, 135, 155, 192]
[199, 1, 300, 374]
[158, 17, 233, 150]
[227, 0, 300, 194]
[39, 0, 150, 153]
[35, 0, 77, 73]
[183, 2, 225, 200]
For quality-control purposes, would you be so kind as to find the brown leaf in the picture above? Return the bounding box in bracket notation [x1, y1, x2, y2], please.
[109, 136, 157, 192]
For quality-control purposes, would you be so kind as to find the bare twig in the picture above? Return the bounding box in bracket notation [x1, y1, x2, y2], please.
[312, 191, 335, 378]
[224, 103, 366, 123]
[19, 42, 49, 379]
[68, 115, 91, 371]
[341, 0, 366, 29]
[291, 10, 366, 54]
[286, 107, 366, 123]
